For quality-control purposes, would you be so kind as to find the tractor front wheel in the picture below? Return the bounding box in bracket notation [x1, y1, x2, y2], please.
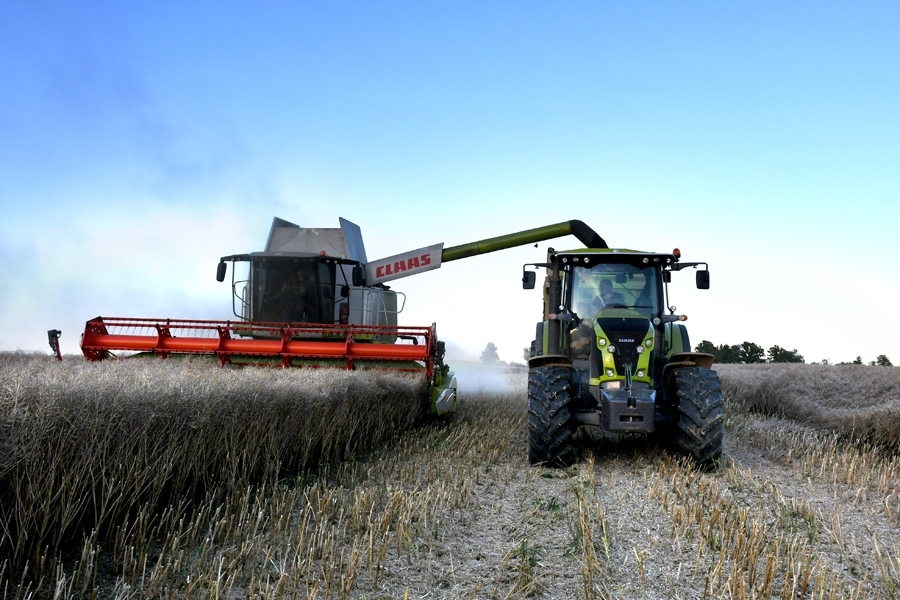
[673, 367, 724, 467]
[527, 366, 574, 467]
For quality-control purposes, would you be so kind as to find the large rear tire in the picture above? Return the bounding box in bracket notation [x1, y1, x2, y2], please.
[673, 367, 724, 467]
[528, 366, 574, 467]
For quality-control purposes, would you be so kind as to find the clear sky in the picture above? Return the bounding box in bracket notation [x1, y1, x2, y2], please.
[2, 1, 898, 365]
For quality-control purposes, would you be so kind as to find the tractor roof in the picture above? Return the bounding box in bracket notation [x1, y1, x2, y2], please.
[554, 248, 678, 268]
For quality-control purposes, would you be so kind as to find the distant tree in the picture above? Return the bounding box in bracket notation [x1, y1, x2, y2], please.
[852, 356, 863, 365]
[875, 355, 893, 367]
[697, 340, 763, 364]
[739, 341, 766, 364]
[695, 340, 717, 356]
[481, 342, 500, 365]
[717, 344, 742, 364]
[821, 358, 831, 365]
[523, 346, 532, 362]
[768, 345, 805, 363]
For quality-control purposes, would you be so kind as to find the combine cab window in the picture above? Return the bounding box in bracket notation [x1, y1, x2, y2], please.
[251, 260, 335, 323]
[568, 264, 660, 320]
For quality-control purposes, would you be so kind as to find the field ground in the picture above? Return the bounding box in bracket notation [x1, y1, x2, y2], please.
[289, 366, 900, 599]
[3, 359, 900, 598]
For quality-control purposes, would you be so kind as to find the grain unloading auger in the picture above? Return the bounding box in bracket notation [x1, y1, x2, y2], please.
[81, 217, 604, 416]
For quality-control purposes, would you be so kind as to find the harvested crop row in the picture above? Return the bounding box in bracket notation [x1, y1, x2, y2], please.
[0, 352, 427, 589]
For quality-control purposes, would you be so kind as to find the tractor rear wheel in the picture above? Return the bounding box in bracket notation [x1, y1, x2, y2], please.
[673, 367, 724, 467]
[528, 366, 574, 467]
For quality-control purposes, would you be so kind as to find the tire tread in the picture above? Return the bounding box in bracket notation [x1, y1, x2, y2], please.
[528, 366, 574, 467]
[673, 367, 724, 466]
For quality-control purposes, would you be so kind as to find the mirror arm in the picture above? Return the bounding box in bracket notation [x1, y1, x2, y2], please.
[671, 261, 708, 271]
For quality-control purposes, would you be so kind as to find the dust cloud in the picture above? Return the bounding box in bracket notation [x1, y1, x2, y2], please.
[446, 361, 527, 395]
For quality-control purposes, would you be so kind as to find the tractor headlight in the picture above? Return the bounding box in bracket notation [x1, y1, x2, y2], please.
[636, 345, 644, 354]
[598, 338, 607, 346]
[606, 368, 615, 377]
[637, 370, 645, 378]
[608, 345, 616, 354]
[645, 339, 653, 347]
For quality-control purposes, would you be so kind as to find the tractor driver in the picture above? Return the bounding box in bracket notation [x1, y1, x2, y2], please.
[593, 279, 626, 311]
[570, 277, 626, 357]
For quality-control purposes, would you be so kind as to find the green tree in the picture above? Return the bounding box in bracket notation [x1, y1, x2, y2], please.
[695, 340, 717, 356]
[717, 344, 741, 364]
[481, 342, 500, 365]
[852, 356, 863, 365]
[739, 341, 765, 364]
[523, 346, 532, 362]
[875, 354, 893, 367]
[768, 345, 805, 363]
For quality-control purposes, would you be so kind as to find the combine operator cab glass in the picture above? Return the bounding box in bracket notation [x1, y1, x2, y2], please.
[251, 260, 335, 323]
[569, 264, 660, 321]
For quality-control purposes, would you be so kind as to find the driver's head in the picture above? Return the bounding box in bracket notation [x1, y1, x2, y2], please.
[600, 279, 612, 295]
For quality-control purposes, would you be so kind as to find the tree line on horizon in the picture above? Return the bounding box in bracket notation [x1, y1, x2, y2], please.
[696, 340, 893, 367]
[498, 339, 893, 368]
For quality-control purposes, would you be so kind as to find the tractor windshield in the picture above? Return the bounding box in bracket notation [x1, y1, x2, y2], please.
[569, 263, 660, 320]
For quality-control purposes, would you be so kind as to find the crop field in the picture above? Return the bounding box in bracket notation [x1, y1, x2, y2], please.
[3, 356, 900, 599]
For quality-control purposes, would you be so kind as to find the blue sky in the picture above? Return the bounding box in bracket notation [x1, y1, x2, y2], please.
[1, 1, 898, 364]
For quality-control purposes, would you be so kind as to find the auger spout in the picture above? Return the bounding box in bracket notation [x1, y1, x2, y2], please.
[440, 220, 607, 263]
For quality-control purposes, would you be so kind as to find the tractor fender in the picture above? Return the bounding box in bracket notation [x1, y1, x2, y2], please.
[667, 352, 716, 370]
[662, 352, 716, 391]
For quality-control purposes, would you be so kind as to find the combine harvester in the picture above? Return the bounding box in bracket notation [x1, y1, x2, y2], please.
[82, 217, 722, 467]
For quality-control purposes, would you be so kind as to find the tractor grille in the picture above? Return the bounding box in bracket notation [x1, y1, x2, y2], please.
[595, 317, 651, 376]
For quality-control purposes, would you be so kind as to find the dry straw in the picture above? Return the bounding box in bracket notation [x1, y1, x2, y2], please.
[0, 352, 426, 594]
[718, 363, 900, 448]
[6, 356, 900, 598]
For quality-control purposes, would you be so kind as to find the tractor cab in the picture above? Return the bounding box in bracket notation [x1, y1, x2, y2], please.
[526, 248, 709, 369]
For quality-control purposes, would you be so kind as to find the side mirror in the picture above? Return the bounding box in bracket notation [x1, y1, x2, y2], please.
[352, 265, 365, 287]
[696, 270, 710, 289]
[522, 270, 536, 290]
[216, 261, 227, 282]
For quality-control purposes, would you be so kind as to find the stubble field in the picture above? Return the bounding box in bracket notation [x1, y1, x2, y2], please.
[3, 355, 900, 599]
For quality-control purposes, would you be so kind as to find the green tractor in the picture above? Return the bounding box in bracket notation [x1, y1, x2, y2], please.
[523, 240, 722, 468]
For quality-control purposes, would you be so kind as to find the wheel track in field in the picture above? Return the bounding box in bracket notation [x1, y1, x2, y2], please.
[361, 391, 900, 599]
